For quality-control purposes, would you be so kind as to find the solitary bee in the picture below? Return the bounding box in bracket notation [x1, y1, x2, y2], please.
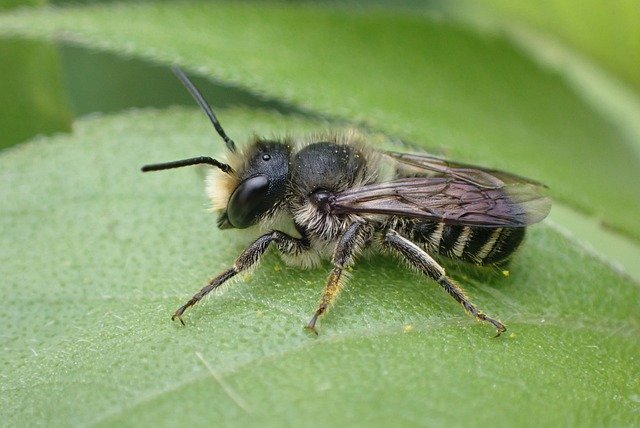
[142, 67, 551, 336]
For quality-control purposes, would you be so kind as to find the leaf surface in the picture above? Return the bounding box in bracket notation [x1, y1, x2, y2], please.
[1, 109, 638, 426]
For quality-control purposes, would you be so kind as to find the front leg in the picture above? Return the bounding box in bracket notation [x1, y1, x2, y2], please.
[306, 221, 373, 334]
[172, 230, 309, 324]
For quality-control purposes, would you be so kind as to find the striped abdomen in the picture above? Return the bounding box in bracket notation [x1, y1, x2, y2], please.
[405, 221, 525, 266]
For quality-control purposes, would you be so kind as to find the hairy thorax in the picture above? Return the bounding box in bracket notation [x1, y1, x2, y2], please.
[287, 136, 380, 242]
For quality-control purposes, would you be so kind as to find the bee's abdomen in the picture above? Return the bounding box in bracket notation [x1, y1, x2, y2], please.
[406, 221, 525, 266]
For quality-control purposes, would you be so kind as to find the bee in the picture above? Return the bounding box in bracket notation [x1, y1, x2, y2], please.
[142, 67, 551, 336]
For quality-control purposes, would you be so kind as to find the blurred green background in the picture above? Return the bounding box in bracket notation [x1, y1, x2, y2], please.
[3, 1, 640, 151]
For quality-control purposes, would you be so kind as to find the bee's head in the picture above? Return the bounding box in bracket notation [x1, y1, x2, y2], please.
[141, 66, 290, 230]
[214, 140, 291, 229]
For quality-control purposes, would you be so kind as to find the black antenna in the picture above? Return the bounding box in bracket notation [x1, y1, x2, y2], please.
[141, 156, 234, 174]
[172, 66, 237, 153]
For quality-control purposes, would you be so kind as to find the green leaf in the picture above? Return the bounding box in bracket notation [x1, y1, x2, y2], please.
[2, 2, 639, 426]
[0, 1, 639, 242]
[1, 109, 639, 426]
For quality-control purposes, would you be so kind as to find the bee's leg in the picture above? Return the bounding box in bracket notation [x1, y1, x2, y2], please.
[384, 230, 506, 336]
[172, 230, 309, 324]
[306, 221, 372, 334]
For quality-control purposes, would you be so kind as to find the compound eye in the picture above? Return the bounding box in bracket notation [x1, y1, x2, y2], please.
[226, 174, 270, 229]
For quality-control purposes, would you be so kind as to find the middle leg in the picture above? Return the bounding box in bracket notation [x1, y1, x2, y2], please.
[306, 221, 373, 334]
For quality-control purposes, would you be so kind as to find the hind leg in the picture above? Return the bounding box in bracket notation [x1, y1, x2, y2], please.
[384, 230, 506, 336]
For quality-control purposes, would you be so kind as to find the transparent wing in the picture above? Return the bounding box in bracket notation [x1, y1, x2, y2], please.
[330, 176, 551, 227]
[386, 151, 547, 190]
